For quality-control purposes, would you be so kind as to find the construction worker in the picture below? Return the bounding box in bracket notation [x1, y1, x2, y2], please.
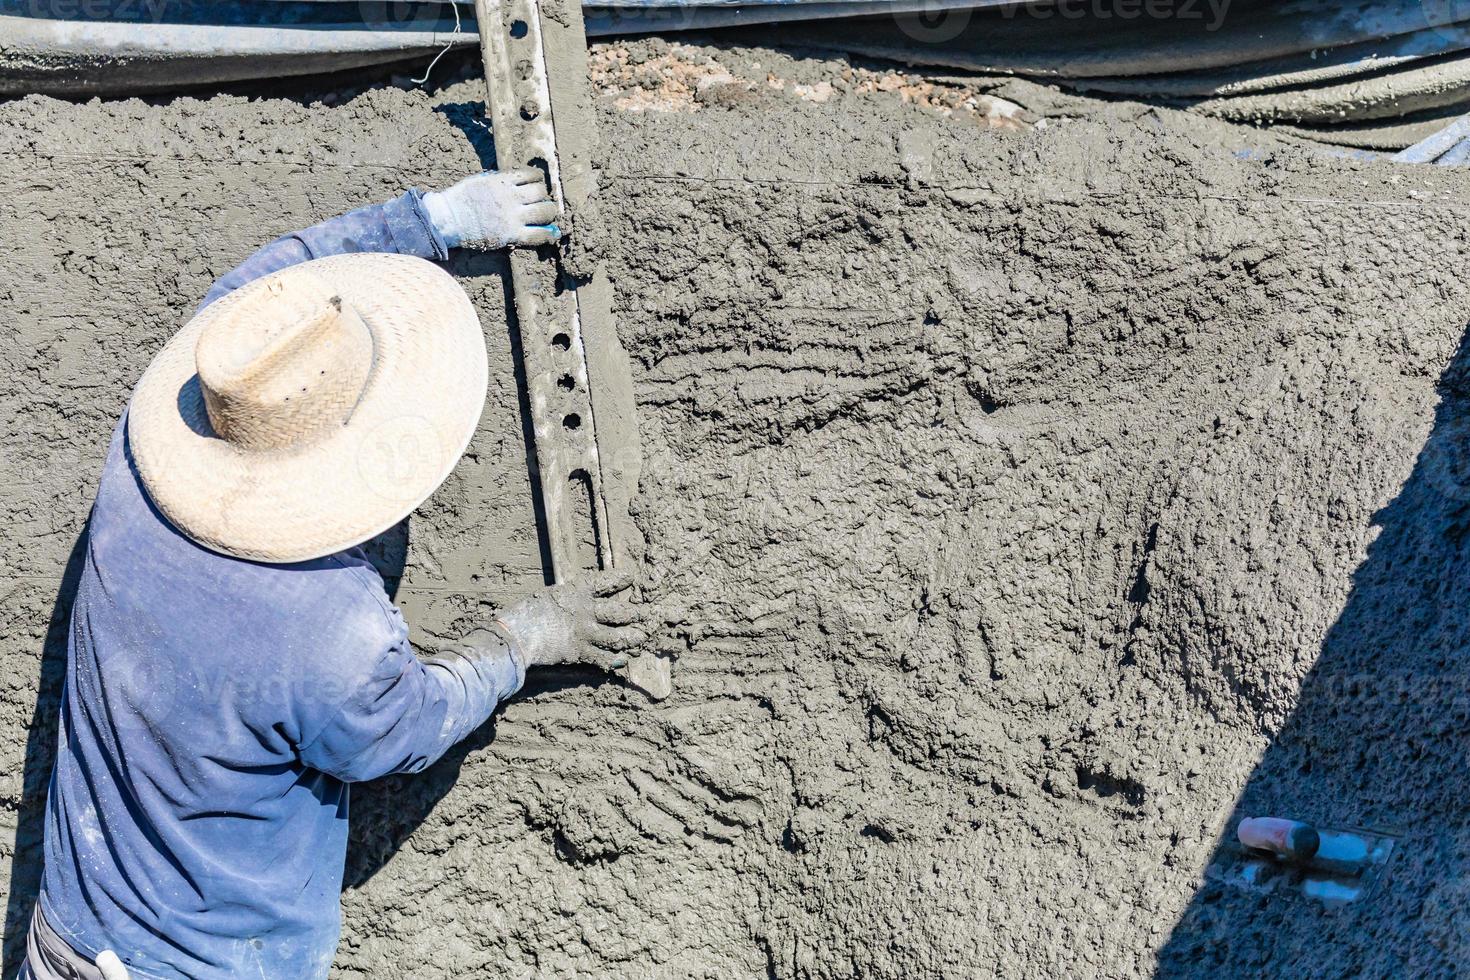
[20, 171, 650, 979]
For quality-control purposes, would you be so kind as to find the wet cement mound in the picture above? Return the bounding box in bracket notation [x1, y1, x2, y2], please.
[4, 38, 1470, 978]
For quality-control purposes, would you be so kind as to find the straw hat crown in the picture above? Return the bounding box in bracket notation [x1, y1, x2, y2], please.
[196, 272, 376, 452]
[129, 254, 488, 564]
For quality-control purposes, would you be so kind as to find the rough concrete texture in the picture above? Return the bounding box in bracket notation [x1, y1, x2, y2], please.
[5, 36, 1470, 978]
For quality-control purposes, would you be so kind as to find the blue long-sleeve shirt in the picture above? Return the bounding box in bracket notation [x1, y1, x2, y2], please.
[36, 191, 524, 979]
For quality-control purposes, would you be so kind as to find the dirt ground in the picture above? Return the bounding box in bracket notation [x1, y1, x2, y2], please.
[5, 36, 1470, 978]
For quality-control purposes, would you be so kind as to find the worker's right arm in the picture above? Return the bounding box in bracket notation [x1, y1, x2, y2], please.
[296, 627, 525, 782]
[296, 572, 648, 782]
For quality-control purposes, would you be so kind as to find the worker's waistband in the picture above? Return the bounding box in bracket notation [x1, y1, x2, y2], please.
[21, 903, 116, 980]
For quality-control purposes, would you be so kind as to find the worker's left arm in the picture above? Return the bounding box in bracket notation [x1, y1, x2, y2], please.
[297, 572, 648, 782]
[199, 167, 561, 310]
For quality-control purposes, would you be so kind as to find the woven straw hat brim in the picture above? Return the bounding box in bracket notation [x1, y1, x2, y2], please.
[128, 253, 488, 564]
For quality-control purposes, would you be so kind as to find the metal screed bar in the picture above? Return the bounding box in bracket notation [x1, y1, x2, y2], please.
[474, 0, 670, 699]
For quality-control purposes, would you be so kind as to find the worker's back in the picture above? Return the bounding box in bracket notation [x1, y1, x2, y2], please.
[38, 415, 405, 980]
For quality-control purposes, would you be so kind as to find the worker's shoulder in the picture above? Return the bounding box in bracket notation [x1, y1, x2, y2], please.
[278, 555, 412, 698]
[318, 550, 408, 642]
[215, 551, 409, 691]
[88, 440, 407, 663]
[242, 550, 407, 660]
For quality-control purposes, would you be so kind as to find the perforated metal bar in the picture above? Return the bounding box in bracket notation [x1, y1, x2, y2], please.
[475, 0, 670, 698]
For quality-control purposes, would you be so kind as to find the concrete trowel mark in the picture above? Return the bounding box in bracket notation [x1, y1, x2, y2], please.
[491, 699, 772, 857]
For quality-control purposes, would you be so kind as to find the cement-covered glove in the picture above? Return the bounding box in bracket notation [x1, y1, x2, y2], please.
[423, 168, 563, 249]
[495, 570, 649, 670]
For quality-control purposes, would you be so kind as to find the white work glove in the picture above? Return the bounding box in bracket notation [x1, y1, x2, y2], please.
[422, 168, 564, 249]
[496, 570, 649, 670]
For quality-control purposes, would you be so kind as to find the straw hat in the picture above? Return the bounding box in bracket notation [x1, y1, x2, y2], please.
[128, 253, 487, 563]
